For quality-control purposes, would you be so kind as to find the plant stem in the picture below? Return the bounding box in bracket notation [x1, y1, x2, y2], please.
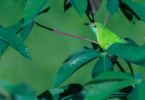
[104, 12, 109, 26]
[34, 21, 98, 44]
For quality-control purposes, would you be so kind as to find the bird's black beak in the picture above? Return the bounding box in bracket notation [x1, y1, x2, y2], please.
[84, 23, 90, 26]
[84, 23, 92, 28]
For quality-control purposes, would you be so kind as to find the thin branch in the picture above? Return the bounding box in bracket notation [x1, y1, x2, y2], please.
[34, 21, 98, 44]
[104, 12, 109, 26]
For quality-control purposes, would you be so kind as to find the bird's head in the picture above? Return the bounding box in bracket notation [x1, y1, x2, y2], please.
[84, 22, 104, 34]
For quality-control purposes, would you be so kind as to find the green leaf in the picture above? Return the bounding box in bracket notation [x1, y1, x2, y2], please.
[54, 49, 102, 88]
[129, 81, 145, 100]
[37, 84, 85, 100]
[11, 84, 36, 100]
[0, 20, 24, 55]
[119, 0, 141, 24]
[106, 43, 145, 67]
[20, 19, 34, 41]
[106, 0, 119, 15]
[85, 81, 133, 100]
[24, 0, 48, 25]
[0, 26, 31, 59]
[70, 0, 87, 17]
[86, 71, 137, 85]
[92, 55, 113, 78]
[122, 38, 139, 47]
[63, 43, 100, 63]
[122, 0, 145, 23]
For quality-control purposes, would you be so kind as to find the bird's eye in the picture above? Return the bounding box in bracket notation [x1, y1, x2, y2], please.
[94, 26, 97, 28]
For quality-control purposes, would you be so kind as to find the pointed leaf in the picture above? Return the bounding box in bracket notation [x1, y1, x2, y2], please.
[92, 55, 113, 78]
[106, 43, 145, 67]
[122, 38, 139, 47]
[54, 49, 102, 88]
[129, 81, 145, 100]
[106, 0, 119, 15]
[37, 84, 85, 100]
[119, 0, 141, 23]
[85, 81, 133, 100]
[24, 0, 48, 25]
[0, 20, 24, 54]
[20, 20, 34, 41]
[0, 26, 31, 59]
[63, 43, 100, 63]
[70, 0, 87, 17]
[122, 0, 145, 22]
[86, 71, 137, 85]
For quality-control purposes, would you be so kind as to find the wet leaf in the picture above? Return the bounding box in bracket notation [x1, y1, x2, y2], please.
[0, 25, 31, 59]
[63, 43, 100, 63]
[54, 49, 102, 88]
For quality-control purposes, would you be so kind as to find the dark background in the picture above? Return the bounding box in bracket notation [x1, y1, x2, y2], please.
[0, 0, 145, 99]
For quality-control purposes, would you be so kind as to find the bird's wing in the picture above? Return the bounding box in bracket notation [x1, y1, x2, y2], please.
[103, 29, 123, 44]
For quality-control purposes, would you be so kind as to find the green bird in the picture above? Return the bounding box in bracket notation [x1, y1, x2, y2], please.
[84, 22, 123, 51]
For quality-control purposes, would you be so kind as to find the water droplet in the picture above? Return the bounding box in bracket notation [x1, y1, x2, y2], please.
[17, 42, 18, 44]
[26, 48, 27, 49]
[28, 54, 30, 55]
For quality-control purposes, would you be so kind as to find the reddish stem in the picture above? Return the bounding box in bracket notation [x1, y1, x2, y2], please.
[104, 12, 109, 26]
[34, 21, 98, 44]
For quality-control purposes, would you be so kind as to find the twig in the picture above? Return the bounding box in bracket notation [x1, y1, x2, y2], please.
[34, 21, 98, 44]
[104, 12, 109, 26]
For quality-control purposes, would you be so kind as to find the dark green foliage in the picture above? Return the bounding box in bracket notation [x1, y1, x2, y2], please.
[1, 0, 145, 100]
[54, 49, 103, 88]
[37, 84, 85, 100]
[92, 54, 113, 78]
[0, 24, 31, 59]
[106, 0, 119, 15]
[24, 0, 48, 25]
[0, 80, 37, 100]
[85, 71, 138, 100]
